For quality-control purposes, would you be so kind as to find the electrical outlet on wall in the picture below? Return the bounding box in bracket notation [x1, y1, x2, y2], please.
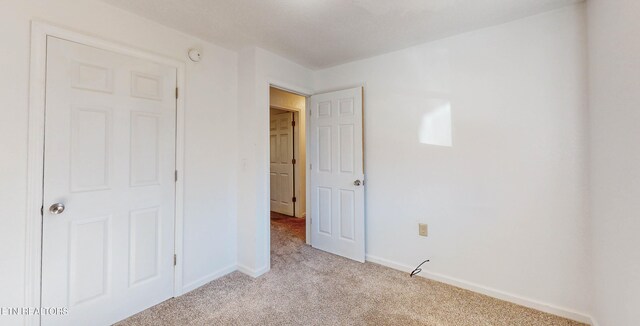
[419, 223, 428, 237]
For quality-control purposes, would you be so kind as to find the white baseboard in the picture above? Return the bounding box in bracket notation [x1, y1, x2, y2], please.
[180, 263, 237, 295]
[365, 254, 593, 325]
[176, 262, 272, 296]
[237, 263, 270, 278]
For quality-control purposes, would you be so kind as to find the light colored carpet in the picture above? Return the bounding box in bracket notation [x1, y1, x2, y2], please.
[118, 218, 586, 326]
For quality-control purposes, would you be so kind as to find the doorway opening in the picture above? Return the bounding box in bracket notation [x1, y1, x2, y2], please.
[267, 84, 365, 265]
[269, 86, 307, 243]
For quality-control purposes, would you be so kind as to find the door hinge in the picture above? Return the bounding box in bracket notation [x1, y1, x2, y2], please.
[174, 254, 177, 266]
[175, 170, 178, 182]
[292, 196, 297, 203]
[40, 205, 44, 216]
[310, 164, 312, 170]
[291, 120, 296, 127]
[175, 87, 179, 99]
[292, 158, 296, 164]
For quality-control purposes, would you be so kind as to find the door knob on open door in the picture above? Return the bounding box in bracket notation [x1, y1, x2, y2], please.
[353, 180, 362, 186]
[49, 203, 65, 215]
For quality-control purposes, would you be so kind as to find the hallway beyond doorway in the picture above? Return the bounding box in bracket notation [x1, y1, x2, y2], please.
[271, 211, 305, 242]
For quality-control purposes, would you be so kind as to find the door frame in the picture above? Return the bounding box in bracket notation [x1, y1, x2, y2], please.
[267, 82, 312, 247]
[25, 21, 186, 325]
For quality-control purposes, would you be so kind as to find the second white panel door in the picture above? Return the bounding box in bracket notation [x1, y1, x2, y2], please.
[270, 111, 295, 216]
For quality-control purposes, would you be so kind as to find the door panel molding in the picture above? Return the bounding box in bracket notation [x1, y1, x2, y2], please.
[26, 21, 186, 326]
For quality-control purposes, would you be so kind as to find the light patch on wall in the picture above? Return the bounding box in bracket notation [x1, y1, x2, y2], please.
[419, 99, 452, 147]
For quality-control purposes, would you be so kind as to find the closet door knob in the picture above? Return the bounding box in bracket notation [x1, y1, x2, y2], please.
[49, 203, 65, 215]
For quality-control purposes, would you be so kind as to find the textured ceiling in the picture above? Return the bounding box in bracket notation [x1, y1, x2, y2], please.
[101, 0, 582, 69]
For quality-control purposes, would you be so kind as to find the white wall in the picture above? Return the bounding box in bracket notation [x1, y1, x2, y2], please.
[314, 5, 591, 321]
[0, 1, 238, 324]
[588, 0, 640, 325]
[236, 48, 313, 275]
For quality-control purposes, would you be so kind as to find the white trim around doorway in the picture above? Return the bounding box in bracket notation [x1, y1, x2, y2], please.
[266, 80, 312, 257]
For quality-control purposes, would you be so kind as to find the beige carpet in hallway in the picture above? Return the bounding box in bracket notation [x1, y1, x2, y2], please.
[118, 219, 586, 326]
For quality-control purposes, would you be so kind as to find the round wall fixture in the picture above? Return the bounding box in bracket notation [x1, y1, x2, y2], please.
[188, 48, 202, 62]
